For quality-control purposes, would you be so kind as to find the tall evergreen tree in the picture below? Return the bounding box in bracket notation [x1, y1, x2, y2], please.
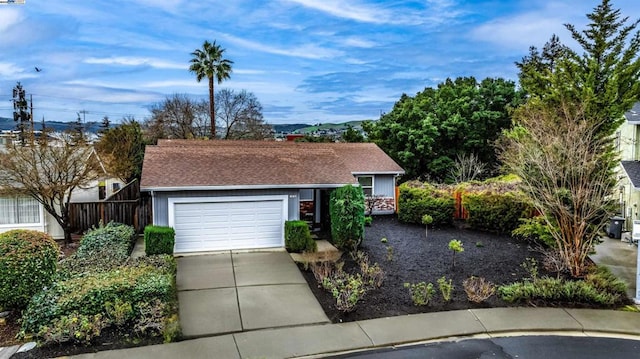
[517, 0, 640, 137]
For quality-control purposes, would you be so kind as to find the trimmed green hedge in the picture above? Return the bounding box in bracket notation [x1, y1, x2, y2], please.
[285, 221, 317, 253]
[0, 230, 59, 309]
[144, 226, 175, 255]
[58, 222, 136, 278]
[398, 181, 454, 226]
[330, 185, 365, 251]
[462, 191, 534, 234]
[20, 255, 178, 343]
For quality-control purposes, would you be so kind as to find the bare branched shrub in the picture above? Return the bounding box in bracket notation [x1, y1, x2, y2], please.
[500, 100, 617, 277]
[449, 153, 487, 183]
[357, 254, 384, 289]
[310, 261, 335, 284]
[463, 276, 496, 303]
[539, 247, 569, 278]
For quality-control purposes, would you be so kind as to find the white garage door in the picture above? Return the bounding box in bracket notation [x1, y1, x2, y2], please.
[169, 196, 286, 253]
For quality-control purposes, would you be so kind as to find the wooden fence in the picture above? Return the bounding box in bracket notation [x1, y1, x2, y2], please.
[69, 180, 152, 234]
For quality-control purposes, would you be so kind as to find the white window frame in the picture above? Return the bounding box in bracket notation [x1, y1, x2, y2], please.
[0, 196, 43, 227]
[357, 176, 374, 197]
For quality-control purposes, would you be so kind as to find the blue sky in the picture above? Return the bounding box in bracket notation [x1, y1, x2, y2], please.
[1, 0, 639, 125]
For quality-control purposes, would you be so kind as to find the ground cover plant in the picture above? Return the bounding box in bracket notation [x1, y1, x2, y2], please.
[9, 223, 179, 359]
[300, 216, 631, 323]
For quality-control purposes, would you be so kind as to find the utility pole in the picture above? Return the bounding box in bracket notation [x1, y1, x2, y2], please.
[12, 82, 31, 145]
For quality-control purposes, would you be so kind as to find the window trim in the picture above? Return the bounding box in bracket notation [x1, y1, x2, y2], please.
[0, 196, 44, 227]
[357, 176, 374, 197]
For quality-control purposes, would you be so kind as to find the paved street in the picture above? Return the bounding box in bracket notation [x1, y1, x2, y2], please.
[325, 335, 640, 359]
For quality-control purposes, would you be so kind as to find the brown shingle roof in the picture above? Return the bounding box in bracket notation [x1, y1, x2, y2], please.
[141, 140, 404, 190]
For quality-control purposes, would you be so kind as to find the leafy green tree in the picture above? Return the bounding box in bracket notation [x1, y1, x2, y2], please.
[329, 185, 365, 251]
[189, 40, 233, 139]
[342, 125, 365, 142]
[517, 0, 640, 137]
[95, 117, 146, 182]
[364, 77, 522, 181]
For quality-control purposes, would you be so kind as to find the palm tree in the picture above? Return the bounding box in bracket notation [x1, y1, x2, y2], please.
[189, 40, 233, 139]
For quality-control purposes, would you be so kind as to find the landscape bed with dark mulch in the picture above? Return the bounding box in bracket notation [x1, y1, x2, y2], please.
[301, 215, 557, 323]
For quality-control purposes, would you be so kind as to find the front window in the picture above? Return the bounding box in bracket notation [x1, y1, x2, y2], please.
[299, 189, 314, 201]
[0, 196, 40, 225]
[357, 176, 373, 196]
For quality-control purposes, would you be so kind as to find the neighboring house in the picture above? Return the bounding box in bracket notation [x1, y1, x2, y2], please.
[0, 134, 125, 239]
[618, 102, 640, 231]
[140, 140, 405, 253]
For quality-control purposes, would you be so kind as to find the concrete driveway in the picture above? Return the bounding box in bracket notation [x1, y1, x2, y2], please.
[176, 250, 330, 338]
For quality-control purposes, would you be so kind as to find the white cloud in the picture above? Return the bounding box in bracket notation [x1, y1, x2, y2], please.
[0, 62, 37, 80]
[282, 0, 392, 24]
[472, 13, 568, 50]
[282, 0, 461, 26]
[220, 33, 344, 60]
[341, 37, 377, 48]
[0, 8, 22, 33]
[130, 0, 187, 13]
[141, 80, 199, 88]
[83, 56, 185, 70]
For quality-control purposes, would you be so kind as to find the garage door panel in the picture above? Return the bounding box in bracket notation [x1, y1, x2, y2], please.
[172, 198, 285, 253]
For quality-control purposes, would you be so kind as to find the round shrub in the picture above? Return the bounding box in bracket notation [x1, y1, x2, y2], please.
[0, 229, 59, 309]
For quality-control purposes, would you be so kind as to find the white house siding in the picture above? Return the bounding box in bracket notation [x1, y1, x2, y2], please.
[0, 204, 64, 240]
[70, 178, 126, 203]
[617, 120, 640, 230]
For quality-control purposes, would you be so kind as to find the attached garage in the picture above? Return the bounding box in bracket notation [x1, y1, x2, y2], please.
[168, 196, 288, 253]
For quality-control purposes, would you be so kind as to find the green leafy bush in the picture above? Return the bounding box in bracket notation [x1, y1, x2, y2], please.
[322, 271, 366, 313]
[512, 216, 557, 247]
[20, 255, 178, 341]
[37, 312, 108, 345]
[498, 266, 629, 307]
[58, 222, 136, 278]
[329, 185, 365, 251]
[364, 216, 373, 226]
[404, 282, 435, 306]
[448, 239, 464, 268]
[0, 230, 59, 309]
[352, 251, 384, 289]
[284, 220, 317, 253]
[462, 190, 534, 234]
[144, 226, 175, 255]
[437, 276, 453, 302]
[398, 182, 454, 226]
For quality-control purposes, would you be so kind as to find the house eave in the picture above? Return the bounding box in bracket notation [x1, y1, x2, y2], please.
[351, 171, 405, 176]
[140, 183, 358, 192]
[620, 161, 640, 190]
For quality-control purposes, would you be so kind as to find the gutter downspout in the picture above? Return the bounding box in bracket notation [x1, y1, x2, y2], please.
[150, 190, 155, 225]
[634, 247, 640, 304]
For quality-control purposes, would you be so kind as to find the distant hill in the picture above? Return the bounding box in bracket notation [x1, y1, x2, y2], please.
[298, 120, 366, 133]
[0, 117, 102, 133]
[272, 123, 309, 133]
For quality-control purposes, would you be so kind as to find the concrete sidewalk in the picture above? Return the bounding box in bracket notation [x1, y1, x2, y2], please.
[71, 307, 640, 359]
